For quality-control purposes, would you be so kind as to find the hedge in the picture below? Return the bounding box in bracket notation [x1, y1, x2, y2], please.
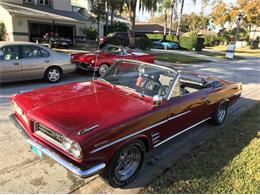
[147, 34, 204, 51]
[0, 23, 5, 41]
[135, 36, 152, 50]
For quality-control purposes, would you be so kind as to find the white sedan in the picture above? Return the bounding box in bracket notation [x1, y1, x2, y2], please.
[0, 41, 76, 83]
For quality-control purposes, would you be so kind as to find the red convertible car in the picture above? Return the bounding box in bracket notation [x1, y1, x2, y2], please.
[10, 60, 242, 187]
[71, 44, 155, 75]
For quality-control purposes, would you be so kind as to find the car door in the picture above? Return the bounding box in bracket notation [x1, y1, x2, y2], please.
[20, 45, 51, 80]
[0, 45, 22, 82]
[159, 77, 212, 142]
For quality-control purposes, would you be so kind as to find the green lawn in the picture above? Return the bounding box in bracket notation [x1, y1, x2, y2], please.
[156, 53, 209, 64]
[143, 103, 260, 193]
[208, 46, 260, 57]
[197, 51, 244, 60]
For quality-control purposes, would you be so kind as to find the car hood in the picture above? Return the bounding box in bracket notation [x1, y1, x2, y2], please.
[14, 81, 152, 136]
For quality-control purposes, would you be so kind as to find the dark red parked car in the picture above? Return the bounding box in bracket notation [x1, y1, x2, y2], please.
[10, 60, 242, 187]
[71, 44, 155, 75]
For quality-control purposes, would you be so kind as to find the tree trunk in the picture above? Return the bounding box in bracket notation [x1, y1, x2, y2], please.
[129, 0, 137, 48]
[105, 0, 108, 35]
[110, 7, 114, 27]
[176, 0, 184, 36]
[163, 8, 167, 40]
[169, 0, 175, 35]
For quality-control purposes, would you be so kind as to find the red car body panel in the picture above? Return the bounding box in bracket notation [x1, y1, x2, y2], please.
[71, 51, 155, 70]
[10, 66, 242, 177]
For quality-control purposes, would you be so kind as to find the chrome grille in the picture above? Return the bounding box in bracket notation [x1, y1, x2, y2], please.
[34, 122, 63, 145]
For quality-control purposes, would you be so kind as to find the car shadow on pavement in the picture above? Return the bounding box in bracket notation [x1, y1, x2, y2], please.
[123, 97, 259, 190]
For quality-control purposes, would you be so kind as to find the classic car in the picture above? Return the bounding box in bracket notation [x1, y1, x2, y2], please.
[10, 60, 242, 188]
[153, 40, 180, 50]
[71, 44, 155, 75]
[0, 41, 76, 83]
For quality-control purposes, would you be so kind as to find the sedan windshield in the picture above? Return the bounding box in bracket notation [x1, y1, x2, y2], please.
[100, 60, 177, 99]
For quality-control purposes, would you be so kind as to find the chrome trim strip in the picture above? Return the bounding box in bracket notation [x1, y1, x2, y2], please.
[89, 110, 191, 154]
[154, 117, 211, 148]
[168, 110, 191, 121]
[78, 124, 100, 136]
[151, 132, 160, 137]
[9, 114, 105, 177]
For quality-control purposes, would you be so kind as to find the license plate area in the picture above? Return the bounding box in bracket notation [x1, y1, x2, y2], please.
[31, 145, 43, 158]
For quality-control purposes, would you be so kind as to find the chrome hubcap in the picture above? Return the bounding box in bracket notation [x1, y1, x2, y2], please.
[217, 105, 226, 122]
[114, 146, 141, 181]
[48, 69, 60, 81]
[99, 65, 108, 75]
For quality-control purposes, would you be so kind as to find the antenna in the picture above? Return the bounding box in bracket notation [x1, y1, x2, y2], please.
[92, 39, 100, 81]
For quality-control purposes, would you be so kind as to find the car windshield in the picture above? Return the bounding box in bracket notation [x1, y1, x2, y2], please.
[101, 45, 128, 55]
[100, 60, 178, 99]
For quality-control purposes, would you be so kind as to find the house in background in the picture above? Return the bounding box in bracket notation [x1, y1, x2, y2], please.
[0, 0, 129, 45]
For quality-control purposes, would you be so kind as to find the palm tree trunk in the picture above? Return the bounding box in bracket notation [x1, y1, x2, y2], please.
[110, 7, 114, 27]
[163, 8, 167, 40]
[176, 0, 184, 36]
[169, 0, 175, 35]
[129, 0, 137, 47]
[105, 0, 108, 35]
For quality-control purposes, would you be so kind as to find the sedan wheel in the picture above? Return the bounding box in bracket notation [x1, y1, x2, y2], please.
[45, 67, 62, 83]
[210, 103, 228, 125]
[99, 64, 109, 76]
[104, 140, 145, 188]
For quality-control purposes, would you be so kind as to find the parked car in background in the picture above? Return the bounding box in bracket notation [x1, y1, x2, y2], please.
[71, 44, 155, 75]
[10, 59, 242, 188]
[0, 41, 76, 83]
[99, 32, 149, 48]
[33, 32, 73, 49]
[153, 40, 180, 50]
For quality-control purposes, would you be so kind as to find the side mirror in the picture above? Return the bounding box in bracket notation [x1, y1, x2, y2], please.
[153, 95, 163, 106]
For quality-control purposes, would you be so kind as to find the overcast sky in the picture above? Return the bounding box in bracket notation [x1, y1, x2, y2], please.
[136, 0, 237, 22]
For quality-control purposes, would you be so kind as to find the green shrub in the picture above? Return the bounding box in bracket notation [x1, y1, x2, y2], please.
[0, 23, 5, 41]
[107, 36, 129, 47]
[179, 36, 197, 50]
[81, 26, 97, 40]
[204, 35, 218, 47]
[135, 36, 152, 50]
[107, 22, 128, 34]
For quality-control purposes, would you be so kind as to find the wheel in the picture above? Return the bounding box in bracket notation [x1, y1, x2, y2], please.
[98, 64, 109, 76]
[103, 140, 145, 188]
[210, 102, 228, 125]
[45, 67, 62, 83]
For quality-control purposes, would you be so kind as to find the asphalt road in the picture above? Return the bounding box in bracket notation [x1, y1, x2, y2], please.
[0, 57, 260, 193]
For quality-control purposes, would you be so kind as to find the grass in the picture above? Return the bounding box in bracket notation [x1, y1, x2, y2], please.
[197, 50, 244, 60]
[143, 103, 260, 193]
[156, 53, 209, 64]
[208, 45, 260, 57]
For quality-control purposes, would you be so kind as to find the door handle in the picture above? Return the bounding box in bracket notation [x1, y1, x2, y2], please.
[13, 62, 19, 66]
[44, 60, 50, 63]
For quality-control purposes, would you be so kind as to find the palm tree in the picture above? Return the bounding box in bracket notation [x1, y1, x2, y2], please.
[159, 0, 172, 39]
[128, 0, 160, 47]
[176, 0, 197, 36]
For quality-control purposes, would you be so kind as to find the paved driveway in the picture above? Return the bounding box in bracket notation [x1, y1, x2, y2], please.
[0, 58, 259, 193]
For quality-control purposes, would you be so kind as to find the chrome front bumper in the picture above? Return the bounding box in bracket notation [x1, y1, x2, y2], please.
[9, 114, 106, 177]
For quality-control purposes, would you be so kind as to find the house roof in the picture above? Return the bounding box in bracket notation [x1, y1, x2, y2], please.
[0, 2, 90, 23]
[135, 23, 181, 35]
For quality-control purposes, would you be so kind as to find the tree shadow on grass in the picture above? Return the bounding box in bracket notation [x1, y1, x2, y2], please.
[124, 98, 259, 193]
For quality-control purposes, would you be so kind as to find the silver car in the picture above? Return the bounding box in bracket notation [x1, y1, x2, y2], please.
[0, 41, 76, 83]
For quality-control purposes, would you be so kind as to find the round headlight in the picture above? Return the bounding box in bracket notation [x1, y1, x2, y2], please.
[62, 137, 81, 159]
[70, 142, 81, 158]
[62, 137, 73, 151]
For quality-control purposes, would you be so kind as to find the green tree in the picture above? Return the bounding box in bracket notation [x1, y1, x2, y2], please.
[0, 23, 5, 41]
